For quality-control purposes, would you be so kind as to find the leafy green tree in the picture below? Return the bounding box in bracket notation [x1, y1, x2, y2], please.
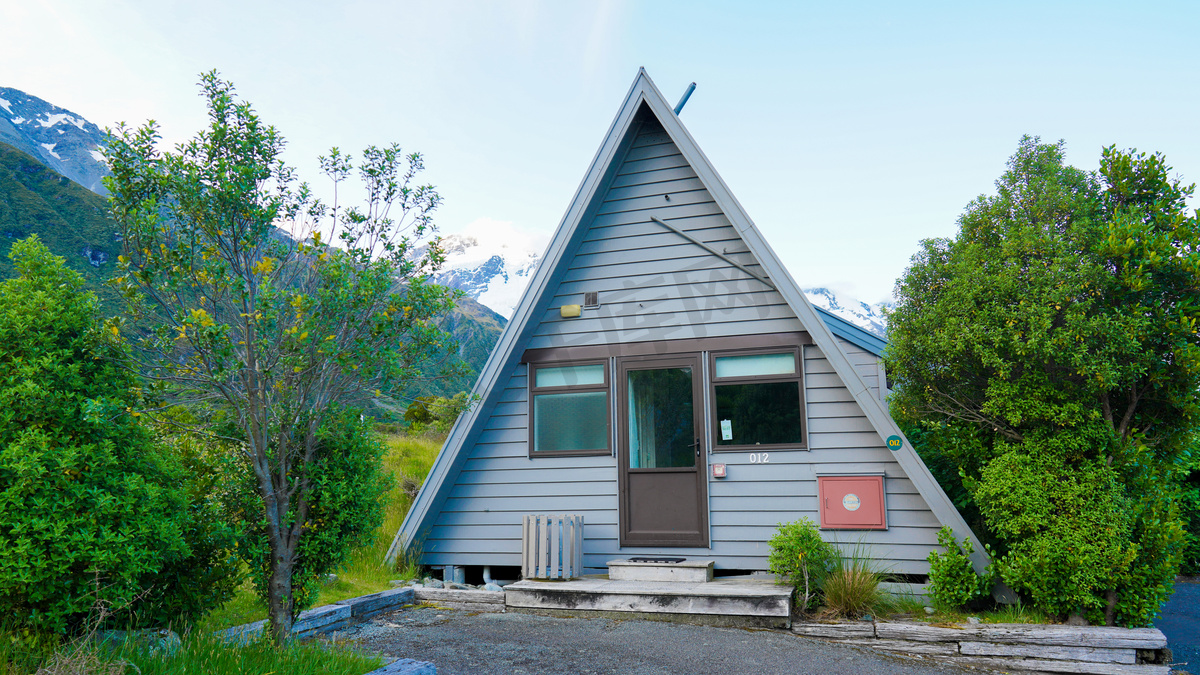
[233, 409, 391, 612]
[103, 72, 458, 638]
[886, 137, 1200, 626]
[0, 236, 225, 635]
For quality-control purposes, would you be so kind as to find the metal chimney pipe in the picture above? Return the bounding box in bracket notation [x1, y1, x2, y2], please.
[674, 82, 697, 115]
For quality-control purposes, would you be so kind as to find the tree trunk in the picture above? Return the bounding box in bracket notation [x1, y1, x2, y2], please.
[266, 533, 295, 641]
[1104, 589, 1118, 626]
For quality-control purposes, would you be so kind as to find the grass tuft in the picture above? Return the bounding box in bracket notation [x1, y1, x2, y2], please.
[822, 545, 893, 619]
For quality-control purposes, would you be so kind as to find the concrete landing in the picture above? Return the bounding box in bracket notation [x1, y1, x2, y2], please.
[504, 576, 793, 628]
[607, 558, 714, 583]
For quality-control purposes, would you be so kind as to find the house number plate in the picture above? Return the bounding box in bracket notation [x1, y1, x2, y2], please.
[748, 452, 770, 463]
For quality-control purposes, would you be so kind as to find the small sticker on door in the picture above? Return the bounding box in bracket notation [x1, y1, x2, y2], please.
[720, 419, 732, 441]
[842, 493, 861, 512]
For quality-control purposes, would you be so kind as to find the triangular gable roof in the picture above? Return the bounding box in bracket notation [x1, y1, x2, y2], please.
[388, 69, 989, 573]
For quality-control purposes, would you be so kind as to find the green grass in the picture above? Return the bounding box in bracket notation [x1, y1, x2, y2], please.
[199, 431, 443, 632]
[120, 632, 382, 675]
[2, 629, 382, 675]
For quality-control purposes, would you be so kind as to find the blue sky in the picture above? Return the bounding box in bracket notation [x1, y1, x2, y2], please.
[4, 1, 1197, 304]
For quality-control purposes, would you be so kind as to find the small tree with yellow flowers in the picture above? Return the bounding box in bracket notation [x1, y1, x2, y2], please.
[104, 72, 458, 639]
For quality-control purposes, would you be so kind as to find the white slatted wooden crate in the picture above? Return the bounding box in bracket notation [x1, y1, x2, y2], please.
[522, 514, 584, 580]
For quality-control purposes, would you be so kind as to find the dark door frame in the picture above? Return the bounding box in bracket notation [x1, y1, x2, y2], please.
[616, 353, 710, 548]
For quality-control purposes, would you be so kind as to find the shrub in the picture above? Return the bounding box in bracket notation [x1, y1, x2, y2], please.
[237, 409, 392, 615]
[131, 421, 244, 628]
[927, 526, 989, 609]
[0, 237, 190, 635]
[767, 518, 838, 611]
[972, 448, 1185, 625]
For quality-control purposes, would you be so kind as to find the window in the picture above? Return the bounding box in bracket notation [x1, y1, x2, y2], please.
[711, 348, 805, 450]
[528, 361, 610, 457]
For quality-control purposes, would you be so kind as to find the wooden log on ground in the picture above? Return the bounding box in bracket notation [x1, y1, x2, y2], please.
[791, 622, 875, 638]
[830, 637, 959, 656]
[959, 641, 1137, 664]
[335, 588, 415, 619]
[874, 622, 1168, 649]
[293, 604, 351, 638]
[414, 588, 505, 605]
[954, 655, 1169, 675]
[425, 600, 506, 613]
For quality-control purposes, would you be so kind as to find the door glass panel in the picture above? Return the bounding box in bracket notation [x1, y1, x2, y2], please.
[714, 352, 795, 378]
[533, 392, 608, 453]
[627, 367, 694, 468]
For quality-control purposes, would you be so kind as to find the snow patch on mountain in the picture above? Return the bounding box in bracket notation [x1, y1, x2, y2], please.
[38, 113, 72, 127]
[0, 98, 11, 114]
[40, 142, 60, 159]
[430, 218, 548, 318]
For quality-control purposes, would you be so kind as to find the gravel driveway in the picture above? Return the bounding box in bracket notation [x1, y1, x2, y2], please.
[1157, 579, 1198, 673]
[336, 607, 970, 675]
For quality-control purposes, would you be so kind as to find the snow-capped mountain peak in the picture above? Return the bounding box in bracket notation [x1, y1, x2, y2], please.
[802, 287, 890, 337]
[0, 86, 110, 194]
[428, 218, 547, 318]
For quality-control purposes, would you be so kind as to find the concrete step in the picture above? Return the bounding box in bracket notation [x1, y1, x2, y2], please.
[505, 576, 794, 628]
[607, 558, 714, 583]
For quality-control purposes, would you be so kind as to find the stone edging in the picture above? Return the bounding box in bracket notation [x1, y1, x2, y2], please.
[792, 620, 1173, 674]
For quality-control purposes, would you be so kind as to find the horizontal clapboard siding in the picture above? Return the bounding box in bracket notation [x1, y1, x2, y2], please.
[526, 117, 800, 350]
[836, 336, 885, 401]
[422, 122, 941, 577]
[424, 349, 942, 576]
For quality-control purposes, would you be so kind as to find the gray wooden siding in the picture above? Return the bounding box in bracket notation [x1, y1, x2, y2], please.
[837, 336, 885, 401]
[423, 347, 943, 576]
[525, 118, 803, 350]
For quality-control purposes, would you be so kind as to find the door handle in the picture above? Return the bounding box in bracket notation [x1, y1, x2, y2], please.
[690, 438, 701, 456]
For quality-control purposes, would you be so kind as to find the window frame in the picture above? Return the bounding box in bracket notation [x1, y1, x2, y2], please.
[527, 359, 612, 458]
[708, 346, 807, 452]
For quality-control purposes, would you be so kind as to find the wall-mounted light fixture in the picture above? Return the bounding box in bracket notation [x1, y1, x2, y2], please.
[560, 304, 582, 318]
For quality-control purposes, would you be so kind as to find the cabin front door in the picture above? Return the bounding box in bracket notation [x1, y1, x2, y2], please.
[617, 355, 709, 547]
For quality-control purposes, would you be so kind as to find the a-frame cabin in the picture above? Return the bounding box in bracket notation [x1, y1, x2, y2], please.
[389, 69, 988, 584]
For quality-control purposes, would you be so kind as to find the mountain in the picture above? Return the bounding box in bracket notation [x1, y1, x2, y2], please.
[430, 233, 540, 318]
[0, 93, 502, 405]
[0, 141, 122, 307]
[0, 87, 110, 194]
[802, 287, 890, 338]
[425, 230, 890, 338]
